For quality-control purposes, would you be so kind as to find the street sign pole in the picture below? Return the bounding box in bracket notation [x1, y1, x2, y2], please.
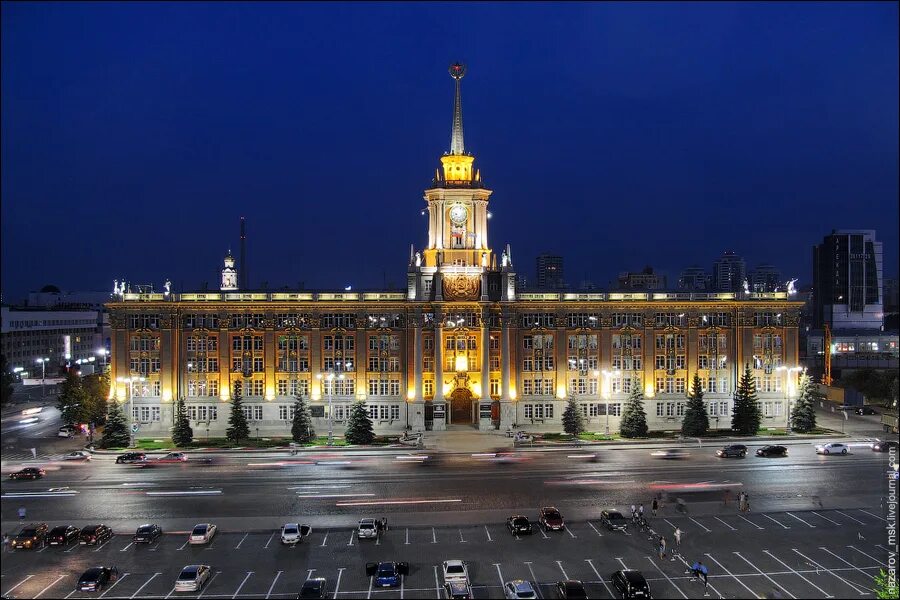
[130, 423, 139, 448]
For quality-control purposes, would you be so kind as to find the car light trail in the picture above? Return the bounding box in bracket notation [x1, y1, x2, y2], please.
[2, 491, 78, 498]
[295, 493, 375, 498]
[287, 485, 351, 489]
[145, 490, 222, 496]
[335, 498, 462, 506]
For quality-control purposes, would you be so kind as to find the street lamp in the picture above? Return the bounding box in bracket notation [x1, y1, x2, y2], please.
[776, 366, 803, 430]
[35, 357, 49, 398]
[117, 376, 146, 446]
[97, 349, 109, 372]
[600, 369, 613, 436]
[317, 372, 345, 446]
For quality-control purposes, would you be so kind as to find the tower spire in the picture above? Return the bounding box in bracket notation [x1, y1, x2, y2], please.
[449, 63, 466, 155]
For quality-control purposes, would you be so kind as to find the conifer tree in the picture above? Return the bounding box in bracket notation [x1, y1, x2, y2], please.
[171, 396, 194, 447]
[100, 401, 130, 448]
[561, 397, 585, 435]
[681, 373, 710, 437]
[344, 401, 374, 445]
[291, 396, 315, 444]
[732, 363, 762, 435]
[790, 372, 820, 433]
[620, 380, 648, 438]
[226, 384, 250, 444]
[57, 370, 89, 426]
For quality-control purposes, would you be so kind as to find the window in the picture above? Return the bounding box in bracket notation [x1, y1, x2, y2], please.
[322, 314, 356, 329]
[521, 313, 555, 328]
[251, 380, 264, 396]
[655, 313, 686, 327]
[523, 403, 555, 419]
[242, 405, 264, 421]
[490, 378, 500, 397]
[279, 405, 295, 421]
[567, 313, 600, 328]
[132, 405, 161, 422]
[423, 379, 434, 398]
[753, 312, 783, 327]
[613, 313, 643, 327]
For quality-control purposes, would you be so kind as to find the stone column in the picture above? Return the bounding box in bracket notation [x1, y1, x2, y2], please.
[310, 314, 321, 400]
[500, 308, 514, 428]
[414, 310, 423, 401]
[480, 308, 490, 399]
[433, 309, 444, 403]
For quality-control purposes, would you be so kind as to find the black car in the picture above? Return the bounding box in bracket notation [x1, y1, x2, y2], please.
[80, 524, 113, 545]
[115, 452, 146, 464]
[872, 440, 899, 452]
[756, 445, 788, 457]
[77, 567, 118, 592]
[12, 523, 49, 549]
[506, 515, 534, 535]
[133, 523, 162, 543]
[611, 569, 651, 599]
[298, 577, 328, 599]
[716, 444, 748, 458]
[9, 467, 45, 480]
[556, 579, 588, 599]
[47, 525, 80, 546]
[600, 509, 629, 531]
[856, 406, 878, 415]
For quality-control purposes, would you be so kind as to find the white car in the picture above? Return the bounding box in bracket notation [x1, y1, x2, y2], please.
[280, 523, 311, 545]
[62, 450, 92, 461]
[158, 452, 188, 463]
[504, 580, 537, 599]
[58, 425, 76, 438]
[816, 442, 849, 455]
[442, 560, 470, 584]
[188, 523, 217, 545]
[357, 518, 379, 539]
[174, 565, 211, 592]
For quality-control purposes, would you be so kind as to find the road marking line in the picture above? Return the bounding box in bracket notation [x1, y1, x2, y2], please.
[566, 526, 577, 539]
[484, 526, 493, 542]
[585, 558, 616, 598]
[689, 517, 712, 533]
[366, 572, 374, 600]
[644, 556, 688, 599]
[556, 560, 570, 580]
[266, 571, 282, 599]
[400, 574, 405, 600]
[615, 557, 629, 569]
[232, 571, 253, 599]
[306, 570, 315, 580]
[234, 533, 249, 549]
[819, 548, 875, 581]
[131, 573, 160, 599]
[459, 529, 466, 543]
[494, 564, 505, 591]
[848, 545, 887, 566]
[64, 591, 76, 599]
[3, 575, 34, 597]
[321, 531, 329, 547]
[348, 530, 355, 546]
[433, 564, 441, 600]
[93, 539, 113, 552]
[761, 514, 790, 529]
[786, 513, 816, 528]
[812, 511, 841, 526]
[733, 552, 796, 599]
[664, 518, 679, 531]
[177, 539, 189, 550]
[405, 528, 409, 545]
[197, 571, 220, 598]
[539, 527, 549, 539]
[763, 550, 832, 598]
[858, 509, 886, 522]
[37, 544, 49, 553]
[737, 514, 764, 529]
[587, 521, 603, 536]
[714, 517, 737, 531]
[34, 574, 65, 598]
[119, 542, 134, 551]
[99, 573, 129, 598]
[333, 568, 344, 600]
[792, 549, 868, 595]
[432, 527, 437, 544]
[263, 532, 275, 548]
[704, 553, 760, 598]
[836, 511, 866, 525]
[524, 562, 543, 599]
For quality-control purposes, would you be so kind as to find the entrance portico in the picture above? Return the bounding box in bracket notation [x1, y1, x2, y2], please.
[449, 386, 475, 426]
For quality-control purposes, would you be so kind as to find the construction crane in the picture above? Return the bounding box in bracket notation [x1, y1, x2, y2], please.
[823, 324, 832, 386]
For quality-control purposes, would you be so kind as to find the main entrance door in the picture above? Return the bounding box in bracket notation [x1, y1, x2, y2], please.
[449, 387, 474, 425]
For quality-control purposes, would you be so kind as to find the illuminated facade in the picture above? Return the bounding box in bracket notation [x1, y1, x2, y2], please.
[108, 65, 803, 438]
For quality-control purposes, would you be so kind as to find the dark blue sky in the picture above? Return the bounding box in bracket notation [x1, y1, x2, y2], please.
[2, 2, 897, 299]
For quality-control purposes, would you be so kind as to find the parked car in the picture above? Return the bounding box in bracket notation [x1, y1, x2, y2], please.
[442, 559, 472, 598]
[503, 580, 538, 599]
[9, 467, 45, 480]
[357, 518, 379, 540]
[539, 507, 565, 531]
[12, 523, 49, 549]
[58, 425, 77, 438]
[600, 509, 629, 531]
[299, 577, 328, 599]
[133, 524, 162, 544]
[756, 445, 788, 457]
[116, 452, 147, 464]
[174, 565, 211, 592]
[47, 525, 80, 546]
[77, 567, 118, 592]
[445, 580, 474, 599]
[62, 450, 92, 461]
[611, 569, 651, 599]
[650, 448, 689, 459]
[280, 523, 312, 545]
[872, 440, 899, 452]
[189, 523, 217, 545]
[365, 561, 409, 587]
[157, 452, 188, 463]
[506, 515, 534, 536]
[79, 524, 113, 546]
[816, 442, 849, 455]
[856, 406, 878, 415]
[556, 580, 588, 599]
[716, 444, 748, 458]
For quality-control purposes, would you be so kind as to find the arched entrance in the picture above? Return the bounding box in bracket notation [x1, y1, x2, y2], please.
[449, 387, 474, 425]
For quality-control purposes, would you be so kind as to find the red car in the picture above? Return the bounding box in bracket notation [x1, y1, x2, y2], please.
[539, 506, 565, 531]
[9, 467, 45, 480]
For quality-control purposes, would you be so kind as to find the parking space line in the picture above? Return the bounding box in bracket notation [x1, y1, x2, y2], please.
[813, 511, 841, 526]
[321, 531, 329, 547]
[348, 530, 355, 546]
[99, 573, 129, 598]
[761, 514, 790, 529]
[130, 573, 160, 598]
[400, 574, 405, 599]
[819, 548, 875, 581]
[738, 514, 764, 529]
[792, 549, 868, 595]
[689, 517, 712, 533]
[644, 556, 688, 599]
[333, 568, 344, 600]
[405, 528, 409, 545]
[664, 518, 679, 531]
[565, 526, 577, 539]
[92, 539, 113, 552]
[65, 543, 79, 552]
[3, 575, 34, 597]
[858, 509, 886, 522]
[714, 517, 737, 531]
[704, 553, 761, 599]
[733, 552, 797, 599]
[484, 526, 493, 542]
[524, 562, 543, 599]
[493, 564, 505, 590]
[433, 564, 441, 600]
[585, 558, 616, 598]
[231, 571, 253, 599]
[587, 521, 603, 536]
[366, 573, 374, 599]
[37, 544, 49, 553]
[34, 574, 65, 598]
[263, 532, 275, 548]
[847, 545, 887, 566]
[234, 533, 249, 549]
[266, 571, 282, 599]
[836, 511, 866, 525]
[197, 571, 220, 598]
[785, 513, 816, 528]
[64, 591, 76, 599]
[615, 557, 629, 570]
[539, 527, 549, 539]
[177, 539, 189, 550]
[307, 569, 315, 580]
[763, 550, 832, 598]
[459, 529, 466, 543]
[432, 527, 437, 543]
[120, 541, 134, 551]
[555, 560, 570, 580]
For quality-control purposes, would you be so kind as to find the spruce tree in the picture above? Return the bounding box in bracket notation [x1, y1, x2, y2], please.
[344, 401, 374, 445]
[226, 385, 250, 445]
[561, 397, 585, 435]
[100, 401, 131, 448]
[790, 373, 819, 433]
[681, 373, 709, 437]
[732, 363, 762, 435]
[620, 380, 648, 438]
[57, 370, 89, 425]
[171, 397, 194, 447]
[291, 396, 315, 444]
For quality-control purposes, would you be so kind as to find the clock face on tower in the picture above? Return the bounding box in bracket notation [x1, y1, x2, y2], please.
[449, 204, 468, 225]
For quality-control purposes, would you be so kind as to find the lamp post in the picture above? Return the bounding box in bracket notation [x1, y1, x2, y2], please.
[35, 357, 49, 398]
[318, 372, 344, 446]
[601, 369, 613, 436]
[97, 348, 109, 372]
[776, 365, 803, 430]
[117, 376, 145, 446]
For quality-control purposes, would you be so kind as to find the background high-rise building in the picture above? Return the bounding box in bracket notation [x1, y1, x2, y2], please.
[678, 266, 710, 291]
[712, 251, 747, 293]
[536, 254, 565, 290]
[812, 229, 883, 330]
[617, 266, 666, 290]
[750, 264, 782, 293]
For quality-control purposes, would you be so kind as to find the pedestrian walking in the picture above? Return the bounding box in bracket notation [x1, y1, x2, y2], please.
[723, 489, 731, 506]
[30, 447, 37, 459]
[671, 527, 682, 560]
[3, 532, 9, 553]
[738, 491, 746, 512]
[700, 563, 709, 596]
[651, 498, 658, 516]
[657, 535, 666, 559]
[17, 507, 26, 521]
[744, 493, 751, 512]
[381, 517, 388, 532]
[638, 503, 644, 519]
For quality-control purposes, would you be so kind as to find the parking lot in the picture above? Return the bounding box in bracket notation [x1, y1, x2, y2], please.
[1, 506, 893, 598]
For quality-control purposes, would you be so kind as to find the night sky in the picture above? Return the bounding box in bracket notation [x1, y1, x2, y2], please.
[2, 2, 897, 300]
